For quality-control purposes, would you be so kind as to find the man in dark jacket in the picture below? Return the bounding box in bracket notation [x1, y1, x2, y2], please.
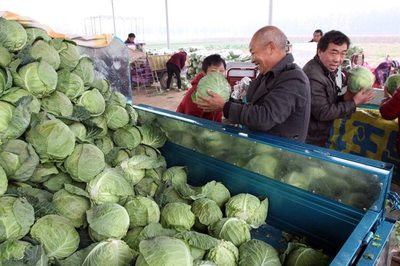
[197, 26, 311, 142]
[166, 51, 187, 91]
[303, 30, 374, 147]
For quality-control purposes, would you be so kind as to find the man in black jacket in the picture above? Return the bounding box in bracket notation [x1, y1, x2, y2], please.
[197, 26, 311, 142]
[303, 30, 374, 147]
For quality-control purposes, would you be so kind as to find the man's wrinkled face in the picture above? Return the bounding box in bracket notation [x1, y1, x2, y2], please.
[249, 38, 271, 75]
[318, 43, 348, 72]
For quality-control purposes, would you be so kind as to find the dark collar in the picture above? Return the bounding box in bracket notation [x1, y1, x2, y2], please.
[262, 53, 295, 79]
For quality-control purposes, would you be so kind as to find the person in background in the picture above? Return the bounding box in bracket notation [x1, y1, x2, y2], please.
[380, 86, 400, 157]
[176, 54, 226, 122]
[373, 59, 400, 88]
[309, 29, 323, 43]
[124, 33, 136, 44]
[197, 26, 311, 142]
[303, 30, 375, 147]
[166, 50, 187, 91]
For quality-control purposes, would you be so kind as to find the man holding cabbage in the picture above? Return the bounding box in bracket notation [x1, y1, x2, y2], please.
[302, 30, 375, 147]
[197, 26, 311, 142]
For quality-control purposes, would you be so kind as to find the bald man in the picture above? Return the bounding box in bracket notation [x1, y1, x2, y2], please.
[197, 26, 311, 142]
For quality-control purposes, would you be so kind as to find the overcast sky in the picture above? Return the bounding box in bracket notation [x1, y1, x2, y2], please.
[1, 0, 400, 43]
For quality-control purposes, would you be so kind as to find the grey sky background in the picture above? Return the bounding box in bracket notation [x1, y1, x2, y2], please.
[1, 0, 400, 43]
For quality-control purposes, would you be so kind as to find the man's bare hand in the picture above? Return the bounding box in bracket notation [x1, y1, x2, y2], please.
[353, 89, 375, 105]
[197, 90, 226, 112]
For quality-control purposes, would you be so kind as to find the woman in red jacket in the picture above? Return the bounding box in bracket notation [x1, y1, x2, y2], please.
[166, 51, 187, 91]
[380, 87, 400, 155]
[176, 54, 227, 122]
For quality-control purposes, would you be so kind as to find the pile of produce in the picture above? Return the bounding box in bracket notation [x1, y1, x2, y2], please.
[0, 17, 331, 265]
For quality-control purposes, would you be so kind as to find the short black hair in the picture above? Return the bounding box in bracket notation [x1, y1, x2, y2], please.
[314, 29, 323, 35]
[317, 30, 350, 52]
[128, 33, 136, 38]
[201, 54, 226, 73]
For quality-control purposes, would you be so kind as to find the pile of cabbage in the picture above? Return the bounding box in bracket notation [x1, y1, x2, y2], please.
[0, 17, 332, 265]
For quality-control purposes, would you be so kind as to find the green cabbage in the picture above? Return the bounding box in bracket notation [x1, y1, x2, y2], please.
[192, 72, 231, 103]
[72, 56, 95, 85]
[0, 87, 41, 113]
[347, 66, 375, 93]
[56, 70, 85, 100]
[238, 239, 281, 266]
[25, 27, 51, 45]
[0, 45, 12, 67]
[0, 165, 7, 196]
[41, 91, 74, 117]
[205, 240, 238, 266]
[30, 40, 61, 70]
[77, 89, 106, 116]
[30, 214, 80, 259]
[0, 196, 35, 241]
[124, 196, 160, 228]
[26, 119, 75, 162]
[0, 18, 27, 52]
[161, 202, 195, 232]
[136, 236, 193, 266]
[82, 240, 134, 266]
[64, 143, 105, 183]
[208, 217, 251, 247]
[385, 74, 400, 95]
[86, 203, 130, 242]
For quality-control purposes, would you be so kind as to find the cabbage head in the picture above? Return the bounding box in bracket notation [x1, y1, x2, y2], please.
[0, 165, 7, 196]
[192, 72, 231, 103]
[72, 56, 95, 85]
[41, 91, 74, 117]
[86, 168, 134, 205]
[161, 202, 195, 232]
[238, 239, 281, 266]
[0, 196, 35, 241]
[82, 239, 134, 266]
[225, 193, 268, 228]
[208, 217, 251, 247]
[30, 40, 61, 70]
[0, 45, 12, 67]
[42, 172, 75, 193]
[192, 198, 223, 228]
[205, 240, 238, 266]
[77, 89, 106, 116]
[94, 136, 114, 155]
[0, 67, 11, 96]
[204, 181, 231, 208]
[0, 18, 27, 52]
[29, 162, 58, 183]
[50, 38, 80, 70]
[104, 104, 130, 130]
[53, 186, 91, 228]
[56, 70, 85, 100]
[18, 61, 58, 98]
[0, 239, 48, 265]
[25, 27, 51, 45]
[347, 66, 375, 93]
[0, 139, 39, 182]
[30, 214, 79, 259]
[244, 153, 279, 178]
[0, 87, 41, 113]
[113, 125, 142, 149]
[27, 119, 75, 162]
[385, 74, 400, 95]
[138, 124, 167, 148]
[64, 143, 105, 182]
[282, 242, 331, 266]
[68, 122, 87, 142]
[0, 100, 32, 143]
[87, 203, 130, 242]
[136, 236, 193, 266]
[110, 91, 128, 107]
[124, 196, 160, 227]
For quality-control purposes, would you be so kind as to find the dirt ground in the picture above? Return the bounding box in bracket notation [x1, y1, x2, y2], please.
[131, 87, 187, 111]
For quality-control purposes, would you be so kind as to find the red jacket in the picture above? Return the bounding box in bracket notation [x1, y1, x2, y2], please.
[167, 52, 187, 70]
[176, 72, 223, 122]
[380, 89, 400, 155]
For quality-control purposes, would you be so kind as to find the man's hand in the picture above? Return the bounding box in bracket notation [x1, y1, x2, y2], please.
[352, 89, 375, 105]
[197, 90, 226, 112]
